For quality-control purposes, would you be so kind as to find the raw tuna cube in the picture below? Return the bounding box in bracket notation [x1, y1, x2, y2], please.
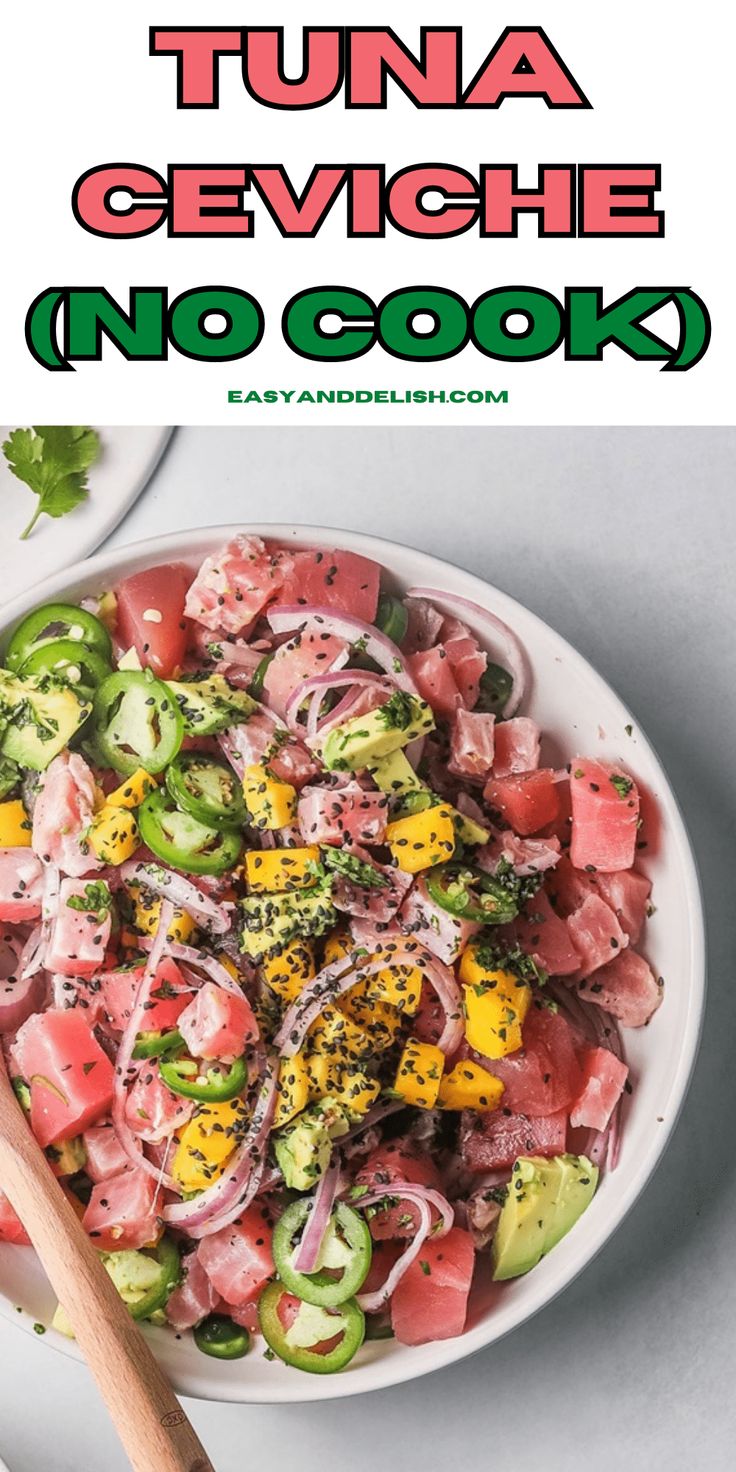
[448, 710, 496, 781]
[440, 617, 487, 709]
[356, 1139, 442, 1239]
[569, 1047, 629, 1131]
[577, 950, 663, 1028]
[400, 877, 481, 964]
[332, 850, 412, 922]
[198, 1204, 274, 1307]
[82, 1123, 131, 1183]
[594, 870, 651, 946]
[570, 758, 640, 872]
[566, 894, 628, 976]
[481, 1003, 583, 1116]
[512, 890, 581, 977]
[166, 1248, 219, 1330]
[0, 849, 44, 922]
[492, 717, 541, 778]
[0, 1191, 30, 1244]
[297, 781, 388, 846]
[477, 831, 561, 879]
[406, 648, 463, 718]
[403, 598, 444, 653]
[184, 535, 286, 633]
[44, 877, 112, 979]
[274, 547, 382, 624]
[461, 1106, 568, 1172]
[31, 751, 104, 878]
[484, 769, 561, 836]
[262, 631, 349, 719]
[124, 1066, 195, 1142]
[83, 1167, 160, 1251]
[177, 981, 258, 1062]
[15, 1009, 115, 1147]
[391, 1227, 475, 1346]
[116, 563, 191, 678]
[220, 718, 318, 790]
[99, 958, 192, 1034]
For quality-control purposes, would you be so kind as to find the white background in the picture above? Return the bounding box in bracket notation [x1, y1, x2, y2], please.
[2, 1, 735, 424]
[0, 425, 734, 1468]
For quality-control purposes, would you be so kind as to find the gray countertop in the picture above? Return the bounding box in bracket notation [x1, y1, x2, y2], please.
[1, 426, 733, 1470]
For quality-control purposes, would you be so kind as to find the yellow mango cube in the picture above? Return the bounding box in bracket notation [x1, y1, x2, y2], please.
[262, 939, 316, 1004]
[0, 799, 32, 847]
[339, 976, 403, 1052]
[438, 1060, 504, 1112]
[172, 1098, 248, 1191]
[129, 884, 197, 945]
[243, 764, 297, 830]
[272, 1053, 311, 1129]
[333, 1066, 380, 1117]
[244, 846, 320, 894]
[106, 768, 158, 810]
[88, 805, 140, 865]
[323, 928, 352, 965]
[369, 962, 423, 1016]
[460, 949, 532, 1059]
[385, 804, 456, 873]
[308, 1004, 372, 1062]
[394, 1037, 444, 1109]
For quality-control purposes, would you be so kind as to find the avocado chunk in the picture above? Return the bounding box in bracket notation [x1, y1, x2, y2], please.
[166, 674, 257, 735]
[491, 1153, 599, 1281]
[322, 692, 435, 772]
[273, 1096, 351, 1190]
[368, 748, 489, 846]
[0, 669, 91, 771]
[241, 878, 337, 960]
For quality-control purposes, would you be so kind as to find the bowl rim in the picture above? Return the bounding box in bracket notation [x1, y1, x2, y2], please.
[0, 521, 706, 1403]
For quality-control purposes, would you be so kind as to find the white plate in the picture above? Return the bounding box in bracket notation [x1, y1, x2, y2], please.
[0, 523, 705, 1403]
[0, 427, 172, 606]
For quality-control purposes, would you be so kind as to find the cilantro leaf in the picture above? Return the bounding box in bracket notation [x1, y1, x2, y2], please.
[3, 425, 100, 540]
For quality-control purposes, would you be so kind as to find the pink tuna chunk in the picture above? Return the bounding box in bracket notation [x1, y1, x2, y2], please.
[44, 877, 112, 978]
[569, 1047, 629, 1132]
[566, 894, 628, 976]
[492, 717, 541, 778]
[576, 949, 663, 1028]
[32, 751, 104, 878]
[570, 758, 640, 872]
[448, 709, 496, 781]
[177, 981, 259, 1062]
[297, 781, 388, 846]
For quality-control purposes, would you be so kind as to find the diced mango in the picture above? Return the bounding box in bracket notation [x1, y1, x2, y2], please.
[460, 949, 532, 1059]
[385, 804, 456, 873]
[244, 846, 320, 894]
[243, 764, 297, 830]
[171, 1098, 248, 1191]
[88, 805, 140, 864]
[272, 1052, 311, 1129]
[339, 976, 403, 1052]
[0, 799, 31, 847]
[394, 1037, 444, 1109]
[306, 1053, 379, 1116]
[262, 939, 316, 1004]
[369, 962, 423, 1016]
[308, 1004, 372, 1062]
[129, 884, 197, 946]
[106, 768, 158, 810]
[438, 1060, 505, 1112]
[323, 928, 352, 965]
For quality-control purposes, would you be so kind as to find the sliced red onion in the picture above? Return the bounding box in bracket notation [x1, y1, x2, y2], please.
[292, 1160, 341, 1274]
[138, 938, 245, 1003]
[112, 898, 178, 1191]
[163, 1053, 278, 1236]
[19, 924, 45, 982]
[283, 670, 390, 740]
[20, 864, 60, 979]
[119, 860, 231, 935]
[346, 1183, 453, 1312]
[266, 606, 418, 695]
[407, 586, 528, 717]
[214, 640, 263, 672]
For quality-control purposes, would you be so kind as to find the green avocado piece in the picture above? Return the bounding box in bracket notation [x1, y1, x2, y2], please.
[0, 669, 91, 771]
[273, 1097, 350, 1191]
[322, 692, 435, 772]
[46, 1135, 87, 1176]
[491, 1154, 599, 1281]
[240, 878, 337, 960]
[166, 675, 257, 735]
[102, 1250, 164, 1305]
[369, 748, 489, 846]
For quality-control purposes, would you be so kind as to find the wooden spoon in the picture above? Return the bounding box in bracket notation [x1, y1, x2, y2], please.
[0, 1060, 214, 1472]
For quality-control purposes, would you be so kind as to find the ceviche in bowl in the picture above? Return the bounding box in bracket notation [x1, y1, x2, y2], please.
[0, 526, 704, 1402]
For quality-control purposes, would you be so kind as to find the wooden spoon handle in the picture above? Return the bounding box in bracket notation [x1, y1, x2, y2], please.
[0, 1064, 213, 1472]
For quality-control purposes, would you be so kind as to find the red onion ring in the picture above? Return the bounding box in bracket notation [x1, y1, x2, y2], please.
[292, 1160, 341, 1274]
[120, 860, 231, 935]
[345, 1183, 453, 1312]
[283, 670, 391, 740]
[138, 938, 245, 1004]
[406, 586, 528, 717]
[266, 606, 418, 695]
[163, 1053, 278, 1236]
[112, 898, 178, 1191]
[21, 864, 60, 979]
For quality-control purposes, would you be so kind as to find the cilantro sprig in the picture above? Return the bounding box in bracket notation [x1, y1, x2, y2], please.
[2, 426, 100, 540]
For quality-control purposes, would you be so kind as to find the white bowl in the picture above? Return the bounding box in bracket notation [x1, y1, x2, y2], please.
[0, 524, 705, 1403]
